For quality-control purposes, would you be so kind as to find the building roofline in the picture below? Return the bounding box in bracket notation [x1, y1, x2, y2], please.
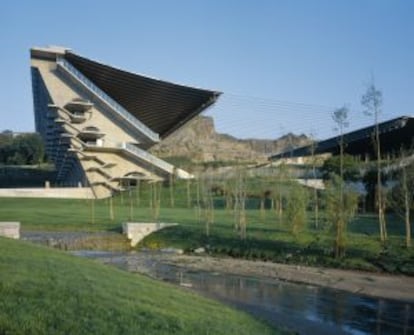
[31, 46, 221, 139]
[270, 115, 414, 160]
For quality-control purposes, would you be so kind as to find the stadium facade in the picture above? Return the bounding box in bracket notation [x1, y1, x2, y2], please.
[31, 46, 220, 198]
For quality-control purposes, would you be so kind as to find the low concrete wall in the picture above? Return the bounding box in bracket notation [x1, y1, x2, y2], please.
[0, 187, 94, 199]
[0, 222, 20, 239]
[122, 222, 178, 247]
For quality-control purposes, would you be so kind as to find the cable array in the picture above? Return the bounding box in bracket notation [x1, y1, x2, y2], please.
[206, 93, 398, 141]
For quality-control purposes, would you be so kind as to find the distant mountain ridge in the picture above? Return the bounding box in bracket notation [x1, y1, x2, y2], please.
[150, 116, 311, 164]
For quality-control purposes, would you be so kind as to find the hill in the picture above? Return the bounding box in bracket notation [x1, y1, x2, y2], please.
[150, 116, 310, 164]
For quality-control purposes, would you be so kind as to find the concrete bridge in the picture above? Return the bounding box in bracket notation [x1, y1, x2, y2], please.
[122, 222, 177, 247]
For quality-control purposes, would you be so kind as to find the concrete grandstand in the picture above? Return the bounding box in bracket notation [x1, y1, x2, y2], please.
[31, 46, 220, 198]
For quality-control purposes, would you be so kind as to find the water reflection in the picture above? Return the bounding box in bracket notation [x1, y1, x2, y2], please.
[72, 251, 414, 335]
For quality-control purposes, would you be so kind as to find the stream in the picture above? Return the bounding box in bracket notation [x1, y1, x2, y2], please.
[71, 250, 414, 335]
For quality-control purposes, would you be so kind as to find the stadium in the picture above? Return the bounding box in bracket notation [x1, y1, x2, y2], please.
[31, 46, 220, 198]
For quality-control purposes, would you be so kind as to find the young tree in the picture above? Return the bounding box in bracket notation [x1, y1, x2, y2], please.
[285, 183, 308, 237]
[324, 106, 359, 257]
[224, 177, 234, 211]
[109, 194, 114, 221]
[200, 175, 215, 237]
[330, 106, 350, 235]
[308, 133, 319, 228]
[389, 151, 413, 248]
[361, 83, 387, 242]
[325, 175, 358, 258]
[135, 180, 141, 207]
[274, 162, 289, 221]
[186, 178, 192, 208]
[194, 170, 202, 224]
[128, 183, 134, 221]
[90, 197, 95, 224]
[150, 181, 161, 221]
[233, 167, 247, 239]
[169, 169, 176, 208]
[332, 106, 349, 182]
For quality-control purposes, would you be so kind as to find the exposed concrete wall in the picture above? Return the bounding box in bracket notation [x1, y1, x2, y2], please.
[0, 187, 94, 199]
[0, 222, 20, 239]
[122, 222, 178, 247]
[31, 59, 138, 144]
[82, 150, 160, 181]
[31, 50, 191, 199]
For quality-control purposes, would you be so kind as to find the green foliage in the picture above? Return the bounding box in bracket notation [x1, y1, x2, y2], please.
[321, 155, 361, 181]
[388, 162, 414, 216]
[285, 183, 308, 236]
[361, 84, 383, 117]
[361, 82, 387, 242]
[388, 159, 414, 248]
[324, 175, 358, 258]
[0, 238, 276, 335]
[332, 106, 349, 130]
[0, 132, 45, 165]
[362, 167, 388, 211]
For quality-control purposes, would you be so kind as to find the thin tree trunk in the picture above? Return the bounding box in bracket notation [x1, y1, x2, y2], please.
[314, 188, 319, 229]
[376, 117, 387, 242]
[186, 179, 191, 208]
[136, 180, 140, 207]
[403, 167, 411, 248]
[90, 197, 95, 224]
[169, 173, 174, 208]
[109, 196, 114, 221]
[196, 176, 201, 224]
[260, 198, 265, 220]
[129, 187, 134, 221]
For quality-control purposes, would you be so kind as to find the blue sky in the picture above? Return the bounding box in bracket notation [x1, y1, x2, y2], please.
[1, 0, 413, 140]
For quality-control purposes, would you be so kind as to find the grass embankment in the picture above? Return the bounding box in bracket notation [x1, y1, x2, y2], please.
[0, 184, 413, 275]
[0, 237, 278, 335]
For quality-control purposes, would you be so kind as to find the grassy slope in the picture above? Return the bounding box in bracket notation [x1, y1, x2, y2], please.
[0, 237, 277, 335]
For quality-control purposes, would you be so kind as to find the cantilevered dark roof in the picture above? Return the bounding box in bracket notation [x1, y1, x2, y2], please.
[270, 116, 414, 160]
[64, 52, 221, 138]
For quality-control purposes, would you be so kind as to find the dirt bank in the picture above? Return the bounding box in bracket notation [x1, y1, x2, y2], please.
[162, 254, 414, 302]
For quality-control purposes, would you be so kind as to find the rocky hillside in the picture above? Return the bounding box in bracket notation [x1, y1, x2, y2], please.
[150, 116, 311, 164]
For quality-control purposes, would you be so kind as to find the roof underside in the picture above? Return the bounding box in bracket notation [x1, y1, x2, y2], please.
[65, 52, 221, 139]
[270, 116, 414, 160]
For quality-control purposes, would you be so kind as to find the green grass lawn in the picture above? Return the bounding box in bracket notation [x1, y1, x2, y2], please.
[0, 237, 278, 335]
[0, 191, 413, 274]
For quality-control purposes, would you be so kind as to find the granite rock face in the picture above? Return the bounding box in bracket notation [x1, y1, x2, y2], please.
[150, 116, 311, 164]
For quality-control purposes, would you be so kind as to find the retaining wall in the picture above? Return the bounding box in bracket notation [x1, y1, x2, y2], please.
[0, 222, 20, 239]
[0, 187, 94, 199]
